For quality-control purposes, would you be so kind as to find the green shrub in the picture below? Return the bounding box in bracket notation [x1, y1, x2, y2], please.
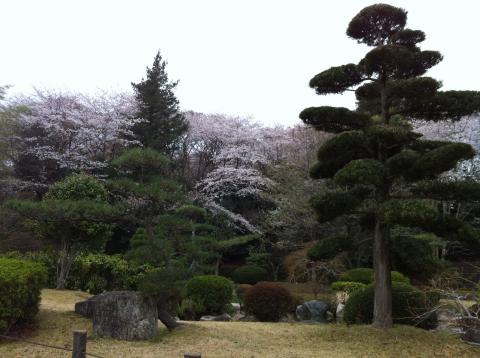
[186, 275, 234, 315]
[231, 265, 269, 285]
[331, 281, 367, 293]
[391, 233, 443, 277]
[339, 268, 410, 285]
[0, 258, 47, 332]
[1, 250, 58, 288]
[307, 236, 352, 261]
[244, 282, 294, 322]
[176, 298, 205, 320]
[343, 282, 437, 328]
[67, 254, 141, 294]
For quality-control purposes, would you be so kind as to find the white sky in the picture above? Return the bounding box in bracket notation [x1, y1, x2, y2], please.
[1, 0, 480, 126]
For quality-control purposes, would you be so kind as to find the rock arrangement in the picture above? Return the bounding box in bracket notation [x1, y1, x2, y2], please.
[295, 300, 330, 323]
[76, 291, 158, 341]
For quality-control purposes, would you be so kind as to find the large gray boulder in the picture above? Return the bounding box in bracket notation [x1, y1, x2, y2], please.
[75, 295, 101, 318]
[296, 300, 329, 323]
[91, 291, 158, 341]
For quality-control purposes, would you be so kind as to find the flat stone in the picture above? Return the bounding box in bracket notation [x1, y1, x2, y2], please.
[199, 313, 232, 321]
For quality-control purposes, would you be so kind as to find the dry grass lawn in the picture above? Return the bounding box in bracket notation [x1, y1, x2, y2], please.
[0, 289, 478, 357]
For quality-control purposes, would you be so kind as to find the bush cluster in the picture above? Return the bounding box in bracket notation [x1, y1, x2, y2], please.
[0, 258, 47, 332]
[331, 281, 367, 293]
[339, 268, 410, 285]
[243, 282, 294, 322]
[68, 254, 144, 294]
[231, 265, 269, 285]
[185, 275, 234, 315]
[343, 282, 438, 328]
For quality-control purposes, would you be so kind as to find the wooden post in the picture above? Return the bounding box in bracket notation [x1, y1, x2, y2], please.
[72, 330, 87, 358]
[184, 354, 201, 358]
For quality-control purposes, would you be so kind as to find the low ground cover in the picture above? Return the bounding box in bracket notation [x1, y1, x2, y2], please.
[0, 289, 478, 357]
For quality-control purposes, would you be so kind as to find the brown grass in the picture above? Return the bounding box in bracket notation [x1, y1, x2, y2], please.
[0, 289, 478, 357]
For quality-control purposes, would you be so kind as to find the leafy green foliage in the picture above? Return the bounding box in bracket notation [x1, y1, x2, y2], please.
[339, 268, 410, 285]
[386, 150, 420, 177]
[185, 275, 234, 315]
[334, 159, 385, 187]
[381, 199, 438, 228]
[412, 180, 480, 202]
[45, 173, 108, 201]
[362, 45, 442, 80]
[0, 250, 58, 288]
[331, 281, 367, 293]
[307, 236, 352, 261]
[347, 4, 407, 46]
[299, 107, 369, 133]
[5, 174, 120, 288]
[309, 64, 363, 94]
[344, 282, 437, 328]
[244, 282, 294, 322]
[132, 51, 188, 156]
[411, 143, 475, 180]
[310, 186, 372, 223]
[0, 258, 47, 332]
[313, 130, 371, 178]
[111, 147, 169, 181]
[231, 265, 269, 285]
[67, 253, 145, 294]
[391, 233, 443, 278]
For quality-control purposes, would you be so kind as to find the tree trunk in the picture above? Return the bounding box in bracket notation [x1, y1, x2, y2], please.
[380, 74, 389, 123]
[158, 308, 180, 331]
[56, 238, 74, 289]
[372, 219, 393, 329]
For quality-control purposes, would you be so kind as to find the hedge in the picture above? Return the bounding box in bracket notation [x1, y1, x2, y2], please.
[0, 258, 47, 332]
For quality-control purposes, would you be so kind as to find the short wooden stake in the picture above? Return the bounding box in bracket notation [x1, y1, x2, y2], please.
[72, 330, 87, 358]
[184, 354, 201, 358]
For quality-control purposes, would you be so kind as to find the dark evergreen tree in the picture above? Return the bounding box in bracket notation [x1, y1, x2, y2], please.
[300, 4, 480, 328]
[132, 51, 188, 157]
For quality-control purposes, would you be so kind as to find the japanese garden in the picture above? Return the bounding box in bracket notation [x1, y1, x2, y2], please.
[1, 3, 480, 357]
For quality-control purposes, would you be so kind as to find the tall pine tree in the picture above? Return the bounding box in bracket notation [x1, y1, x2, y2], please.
[300, 4, 480, 328]
[132, 51, 188, 157]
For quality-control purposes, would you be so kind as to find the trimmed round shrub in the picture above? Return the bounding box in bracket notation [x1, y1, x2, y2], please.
[244, 282, 294, 322]
[331, 281, 367, 293]
[343, 282, 437, 328]
[0, 258, 47, 332]
[186, 275, 234, 314]
[231, 265, 269, 285]
[307, 236, 352, 261]
[339, 268, 410, 285]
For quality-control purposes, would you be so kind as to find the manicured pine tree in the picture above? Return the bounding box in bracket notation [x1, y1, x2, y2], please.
[132, 51, 188, 157]
[300, 4, 480, 328]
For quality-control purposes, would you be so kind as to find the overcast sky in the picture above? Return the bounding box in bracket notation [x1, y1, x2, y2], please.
[2, 0, 479, 126]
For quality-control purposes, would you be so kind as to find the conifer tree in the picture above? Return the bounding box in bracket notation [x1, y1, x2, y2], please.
[300, 4, 480, 328]
[132, 51, 188, 157]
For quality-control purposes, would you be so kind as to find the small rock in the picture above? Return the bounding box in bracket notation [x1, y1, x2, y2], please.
[336, 303, 345, 322]
[296, 300, 329, 323]
[231, 303, 241, 313]
[199, 313, 232, 321]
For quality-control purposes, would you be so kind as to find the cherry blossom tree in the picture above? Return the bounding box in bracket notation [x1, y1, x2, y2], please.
[11, 89, 140, 184]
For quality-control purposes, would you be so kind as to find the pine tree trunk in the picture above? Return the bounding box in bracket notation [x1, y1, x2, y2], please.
[158, 308, 179, 331]
[372, 219, 393, 328]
